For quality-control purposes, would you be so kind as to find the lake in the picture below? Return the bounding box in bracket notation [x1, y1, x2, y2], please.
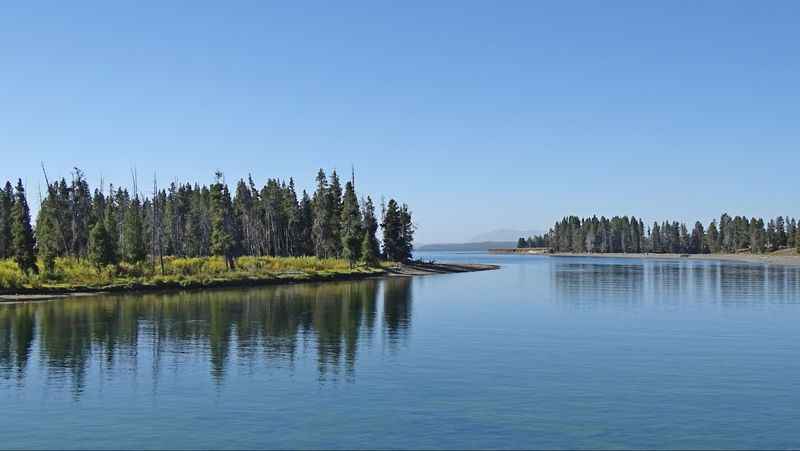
[2, 253, 800, 449]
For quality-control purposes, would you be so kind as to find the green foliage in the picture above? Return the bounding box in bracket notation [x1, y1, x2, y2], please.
[11, 180, 37, 274]
[545, 213, 798, 255]
[123, 198, 146, 263]
[35, 189, 61, 274]
[0, 259, 26, 289]
[69, 168, 92, 257]
[298, 190, 314, 256]
[751, 218, 766, 254]
[382, 199, 402, 261]
[381, 199, 414, 262]
[312, 169, 334, 258]
[796, 225, 800, 254]
[209, 173, 237, 269]
[104, 199, 119, 264]
[1, 167, 414, 288]
[0, 255, 374, 291]
[360, 197, 380, 266]
[689, 222, 705, 254]
[88, 220, 115, 269]
[400, 204, 414, 259]
[766, 220, 777, 252]
[340, 181, 363, 266]
[706, 221, 720, 253]
[0, 182, 12, 259]
[328, 170, 343, 257]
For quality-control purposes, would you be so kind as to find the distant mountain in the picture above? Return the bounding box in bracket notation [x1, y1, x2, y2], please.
[416, 241, 517, 252]
[469, 229, 544, 242]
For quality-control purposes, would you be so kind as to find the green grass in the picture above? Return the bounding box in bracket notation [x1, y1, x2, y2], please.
[0, 256, 387, 293]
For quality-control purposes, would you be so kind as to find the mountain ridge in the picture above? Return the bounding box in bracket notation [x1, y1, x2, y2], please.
[416, 241, 517, 252]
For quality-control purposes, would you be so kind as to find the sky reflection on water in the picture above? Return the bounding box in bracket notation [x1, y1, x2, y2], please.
[2, 255, 800, 449]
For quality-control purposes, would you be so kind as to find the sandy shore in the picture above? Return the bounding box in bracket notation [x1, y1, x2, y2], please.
[387, 262, 499, 276]
[549, 252, 800, 266]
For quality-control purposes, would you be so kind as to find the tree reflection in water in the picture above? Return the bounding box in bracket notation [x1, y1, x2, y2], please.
[551, 258, 800, 308]
[0, 277, 413, 395]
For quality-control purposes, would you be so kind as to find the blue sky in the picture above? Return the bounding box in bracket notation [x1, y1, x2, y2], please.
[1, 2, 798, 244]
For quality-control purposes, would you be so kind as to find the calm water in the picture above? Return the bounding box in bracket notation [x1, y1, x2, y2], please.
[2, 253, 800, 449]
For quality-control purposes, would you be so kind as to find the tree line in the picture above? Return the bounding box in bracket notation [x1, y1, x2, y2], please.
[0, 168, 414, 275]
[518, 214, 800, 255]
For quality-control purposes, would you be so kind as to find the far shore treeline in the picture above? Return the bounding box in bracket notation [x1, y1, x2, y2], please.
[519, 215, 800, 255]
[0, 167, 414, 275]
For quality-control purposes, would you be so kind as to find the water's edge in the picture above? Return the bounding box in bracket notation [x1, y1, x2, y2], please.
[493, 251, 800, 267]
[0, 262, 499, 301]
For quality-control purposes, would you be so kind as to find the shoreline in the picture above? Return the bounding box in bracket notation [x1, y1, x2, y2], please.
[0, 262, 499, 303]
[548, 252, 800, 266]
[387, 262, 499, 276]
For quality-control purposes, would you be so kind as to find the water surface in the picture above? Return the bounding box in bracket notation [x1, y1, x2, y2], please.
[2, 253, 800, 449]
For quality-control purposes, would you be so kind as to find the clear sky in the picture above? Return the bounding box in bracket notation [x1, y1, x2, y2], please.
[1, 2, 798, 244]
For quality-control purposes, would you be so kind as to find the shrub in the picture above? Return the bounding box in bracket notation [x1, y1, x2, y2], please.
[0, 260, 25, 289]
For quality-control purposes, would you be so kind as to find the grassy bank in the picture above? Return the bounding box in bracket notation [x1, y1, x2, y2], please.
[0, 256, 387, 295]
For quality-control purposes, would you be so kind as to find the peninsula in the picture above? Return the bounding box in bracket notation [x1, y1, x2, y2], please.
[0, 167, 496, 300]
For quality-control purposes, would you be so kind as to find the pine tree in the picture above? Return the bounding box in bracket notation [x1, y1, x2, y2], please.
[123, 197, 147, 263]
[312, 169, 332, 258]
[690, 222, 705, 254]
[90, 188, 107, 230]
[630, 216, 641, 253]
[766, 220, 777, 252]
[340, 180, 363, 266]
[284, 178, 301, 256]
[776, 216, 787, 248]
[328, 170, 343, 257]
[184, 186, 209, 257]
[382, 199, 403, 262]
[380, 200, 413, 262]
[35, 192, 59, 274]
[360, 196, 380, 266]
[210, 172, 236, 269]
[298, 190, 314, 256]
[233, 178, 256, 256]
[11, 180, 37, 274]
[736, 216, 751, 251]
[261, 179, 287, 256]
[104, 198, 119, 265]
[651, 222, 661, 253]
[707, 221, 720, 253]
[70, 168, 92, 258]
[0, 167, 422, 267]
[638, 219, 646, 252]
[399, 204, 414, 261]
[796, 225, 800, 254]
[720, 213, 734, 253]
[88, 220, 114, 270]
[750, 218, 765, 254]
[678, 223, 689, 254]
[0, 182, 13, 259]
